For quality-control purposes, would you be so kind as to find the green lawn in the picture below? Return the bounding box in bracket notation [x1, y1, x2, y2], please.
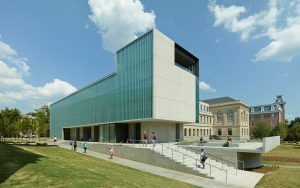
[0, 144, 199, 188]
[254, 144, 300, 188]
[262, 144, 300, 166]
[255, 168, 300, 188]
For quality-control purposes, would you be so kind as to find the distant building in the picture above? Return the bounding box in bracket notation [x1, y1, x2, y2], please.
[249, 95, 286, 129]
[202, 97, 250, 140]
[184, 97, 250, 141]
[184, 101, 213, 141]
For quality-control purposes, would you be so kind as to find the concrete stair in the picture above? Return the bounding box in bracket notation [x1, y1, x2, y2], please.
[131, 143, 264, 187]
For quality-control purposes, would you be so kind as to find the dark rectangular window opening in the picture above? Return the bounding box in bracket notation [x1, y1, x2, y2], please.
[175, 43, 199, 76]
[218, 129, 222, 136]
[228, 128, 232, 136]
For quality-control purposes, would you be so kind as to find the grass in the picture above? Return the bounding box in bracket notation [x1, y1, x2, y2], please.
[262, 143, 300, 166]
[0, 144, 199, 188]
[255, 168, 300, 188]
[254, 144, 300, 188]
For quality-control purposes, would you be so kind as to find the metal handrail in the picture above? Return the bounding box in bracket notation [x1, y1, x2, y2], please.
[180, 145, 245, 173]
[157, 143, 228, 182]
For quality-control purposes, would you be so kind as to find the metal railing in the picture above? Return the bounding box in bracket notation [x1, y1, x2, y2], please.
[180, 145, 245, 174]
[156, 143, 228, 183]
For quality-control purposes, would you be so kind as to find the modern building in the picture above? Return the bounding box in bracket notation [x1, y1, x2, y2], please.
[201, 97, 250, 140]
[50, 29, 199, 143]
[184, 101, 213, 141]
[249, 95, 286, 130]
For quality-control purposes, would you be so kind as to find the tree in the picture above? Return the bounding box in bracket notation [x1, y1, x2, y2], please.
[289, 117, 300, 128]
[271, 123, 288, 140]
[252, 122, 272, 139]
[36, 105, 50, 142]
[287, 123, 300, 142]
[0, 108, 22, 137]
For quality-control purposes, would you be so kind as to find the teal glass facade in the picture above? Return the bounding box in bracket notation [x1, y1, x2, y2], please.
[50, 31, 153, 139]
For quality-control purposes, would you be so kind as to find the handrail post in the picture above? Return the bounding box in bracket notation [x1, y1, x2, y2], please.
[209, 162, 211, 176]
[236, 161, 238, 175]
[243, 161, 244, 170]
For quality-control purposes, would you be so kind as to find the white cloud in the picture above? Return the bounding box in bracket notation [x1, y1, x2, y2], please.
[199, 81, 216, 92]
[208, 0, 300, 62]
[88, 0, 156, 53]
[255, 24, 300, 62]
[0, 39, 77, 110]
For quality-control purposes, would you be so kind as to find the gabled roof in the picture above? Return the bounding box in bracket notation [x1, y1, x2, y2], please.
[201, 97, 238, 104]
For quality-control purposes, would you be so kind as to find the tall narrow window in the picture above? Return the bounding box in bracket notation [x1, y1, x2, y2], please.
[228, 128, 232, 136]
[184, 129, 187, 136]
[217, 111, 223, 122]
[227, 111, 233, 121]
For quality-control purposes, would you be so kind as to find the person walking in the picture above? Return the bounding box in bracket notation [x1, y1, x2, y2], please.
[152, 131, 157, 147]
[200, 149, 207, 169]
[83, 142, 88, 153]
[142, 130, 148, 147]
[109, 145, 115, 159]
[199, 137, 204, 144]
[70, 140, 73, 151]
[54, 136, 57, 144]
[73, 140, 77, 151]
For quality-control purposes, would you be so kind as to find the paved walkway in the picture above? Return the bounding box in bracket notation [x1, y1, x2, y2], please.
[59, 144, 241, 188]
[264, 164, 300, 169]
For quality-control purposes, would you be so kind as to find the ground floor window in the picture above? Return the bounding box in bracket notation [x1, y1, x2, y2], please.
[197, 129, 199, 136]
[184, 128, 187, 136]
[189, 129, 191, 136]
[193, 129, 195, 136]
[228, 128, 232, 136]
[218, 129, 222, 136]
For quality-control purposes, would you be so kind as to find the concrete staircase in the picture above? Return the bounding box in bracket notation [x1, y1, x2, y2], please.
[133, 143, 264, 188]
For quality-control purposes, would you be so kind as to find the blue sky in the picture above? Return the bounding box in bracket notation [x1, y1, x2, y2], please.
[0, 0, 299, 121]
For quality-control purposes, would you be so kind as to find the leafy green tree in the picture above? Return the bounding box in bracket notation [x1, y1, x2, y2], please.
[287, 123, 300, 142]
[271, 123, 288, 140]
[289, 117, 300, 128]
[0, 108, 22, 137]
[20, 118, 33, 139]
[252, 122, 272, 139]
[36, 105, 50, 142]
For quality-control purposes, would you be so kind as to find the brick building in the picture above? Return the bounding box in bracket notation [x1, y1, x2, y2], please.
[249, 95, 286, 130]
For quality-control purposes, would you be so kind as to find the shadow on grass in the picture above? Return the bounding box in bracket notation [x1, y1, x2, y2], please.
[0, 144, 46, 184]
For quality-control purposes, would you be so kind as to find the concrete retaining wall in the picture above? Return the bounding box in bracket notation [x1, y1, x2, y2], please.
[263, 136, 280, 152]
[62, 141, 202, 177]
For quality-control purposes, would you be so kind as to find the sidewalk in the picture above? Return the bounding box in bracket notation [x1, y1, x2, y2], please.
[264, 164, 300, 169]
[59, 144, 241, 188]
